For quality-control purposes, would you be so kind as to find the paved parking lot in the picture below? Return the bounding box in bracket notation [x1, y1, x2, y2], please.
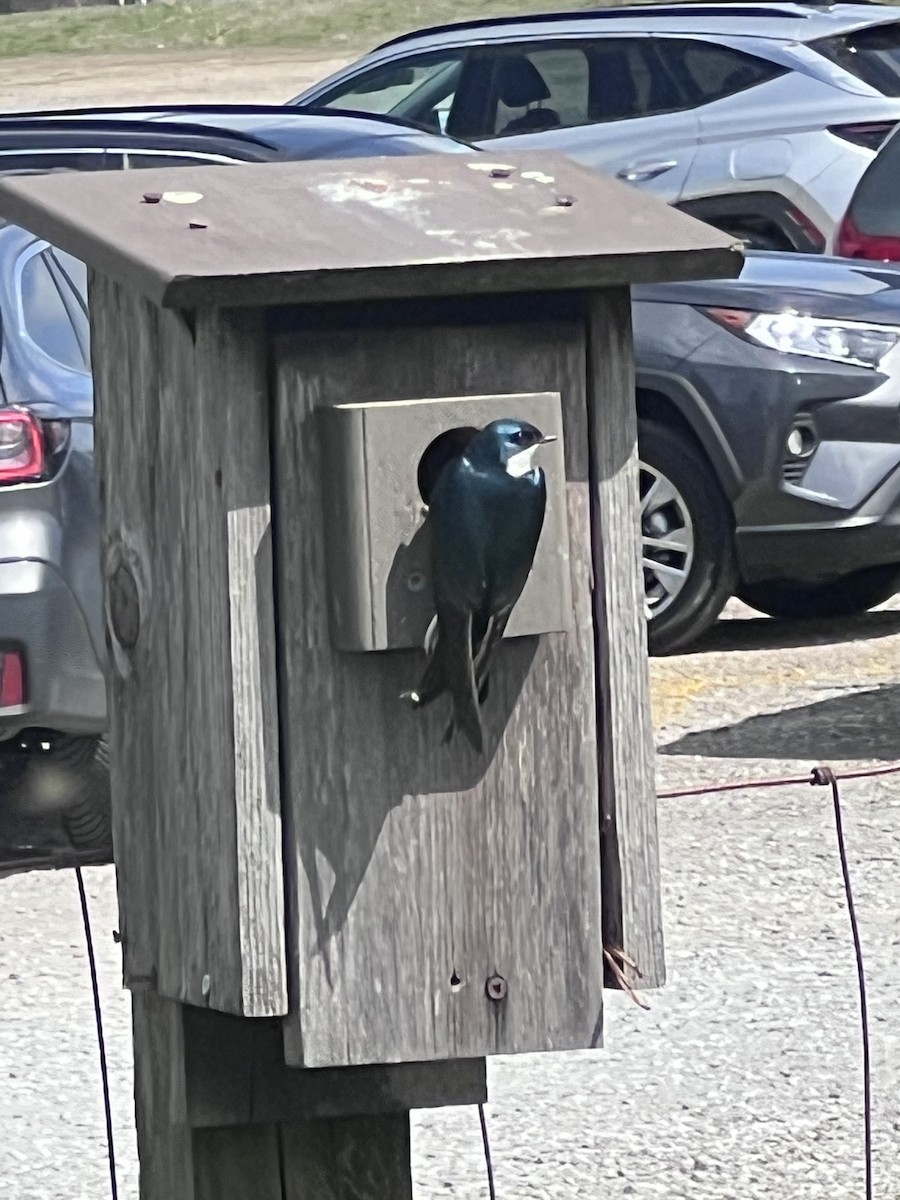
[2, 598, 898, 1200]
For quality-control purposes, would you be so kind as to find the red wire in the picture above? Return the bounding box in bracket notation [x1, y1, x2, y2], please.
[658, 761, 900, 800]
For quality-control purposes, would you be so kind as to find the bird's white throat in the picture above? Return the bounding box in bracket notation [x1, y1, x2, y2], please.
[505, 445, 539, 478]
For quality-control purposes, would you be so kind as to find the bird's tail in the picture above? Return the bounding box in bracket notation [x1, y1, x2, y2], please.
[403, 610, 484, 754]
[436, 607, 483, 754]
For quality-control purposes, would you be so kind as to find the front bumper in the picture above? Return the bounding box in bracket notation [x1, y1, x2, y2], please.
[737, 444, 900, 584]
[0, 558, 106, 740]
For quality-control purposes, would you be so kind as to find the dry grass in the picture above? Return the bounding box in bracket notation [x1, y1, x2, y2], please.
[0, 0, 608, 59]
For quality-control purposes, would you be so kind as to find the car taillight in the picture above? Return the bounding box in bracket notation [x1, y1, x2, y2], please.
[0, 648, 26, 708]
[0, 409, 44, 485]
[834, 210, 900, 262]
[828, 122, 898, 151]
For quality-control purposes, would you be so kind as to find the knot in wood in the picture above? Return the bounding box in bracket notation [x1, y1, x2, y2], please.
[108, 560, 141, 650]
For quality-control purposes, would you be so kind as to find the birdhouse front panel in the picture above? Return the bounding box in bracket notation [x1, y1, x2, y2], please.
[318, 392, 572, 652]
[273, 316, 604, 1069]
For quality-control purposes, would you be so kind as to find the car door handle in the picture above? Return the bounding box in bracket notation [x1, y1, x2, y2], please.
[616, 160, 678, 183]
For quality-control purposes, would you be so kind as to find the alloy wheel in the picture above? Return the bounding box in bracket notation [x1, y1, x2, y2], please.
[640, 461, 695, 619]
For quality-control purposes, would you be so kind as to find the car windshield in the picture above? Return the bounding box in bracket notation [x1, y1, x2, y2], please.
[810, 22, 900, 97]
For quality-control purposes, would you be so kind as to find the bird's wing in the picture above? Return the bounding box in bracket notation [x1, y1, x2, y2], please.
[428, 460, 490, 612]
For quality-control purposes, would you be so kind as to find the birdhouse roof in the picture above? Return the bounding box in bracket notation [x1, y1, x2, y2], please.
[0, 151, 741, 308]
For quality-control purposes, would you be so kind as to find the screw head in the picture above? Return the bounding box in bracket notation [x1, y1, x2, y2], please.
[485, 974, 508, 1002]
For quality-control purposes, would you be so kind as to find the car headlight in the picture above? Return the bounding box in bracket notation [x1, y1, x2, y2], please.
[702, 306, 900, 369]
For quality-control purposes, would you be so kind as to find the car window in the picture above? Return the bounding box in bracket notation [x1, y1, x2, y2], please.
[650, 40, 787, 107]
[489, 46, 591, 134]
[124, 152, 241, 169]
[47, 247, 90, 361]
[313, 52, 466, 133]
[475, 39, 688, 138]
[848, 131, 900, 235]
[19, 249, 87, 372]
[49, 246, 88, 305]
[811, 23, 900, 97]
[0, 150, 123, 174]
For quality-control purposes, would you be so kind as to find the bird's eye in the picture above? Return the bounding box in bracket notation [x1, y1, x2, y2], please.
[512, 429, 528, 445]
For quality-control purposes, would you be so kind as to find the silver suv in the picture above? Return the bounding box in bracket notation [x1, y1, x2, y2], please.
[290, 2, 900, 251]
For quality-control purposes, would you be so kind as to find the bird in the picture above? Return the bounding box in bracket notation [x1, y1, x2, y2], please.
[403, 418, 556, 754]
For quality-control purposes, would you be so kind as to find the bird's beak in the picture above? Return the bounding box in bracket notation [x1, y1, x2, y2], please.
[539, 434, 558, 444]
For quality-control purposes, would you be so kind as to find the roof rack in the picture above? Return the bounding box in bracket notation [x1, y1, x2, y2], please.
[374, 2, 871, 51]
[0, 103, 311, 122]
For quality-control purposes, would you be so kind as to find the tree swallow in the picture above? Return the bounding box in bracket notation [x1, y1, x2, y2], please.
[404, 418, 557, 754]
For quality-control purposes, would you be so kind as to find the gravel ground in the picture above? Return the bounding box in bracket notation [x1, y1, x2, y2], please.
[0, 49, 343, 111]
[1, 598, 898, 1199]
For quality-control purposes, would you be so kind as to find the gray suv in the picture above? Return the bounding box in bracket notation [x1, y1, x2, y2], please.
[290, 2, 900, 252]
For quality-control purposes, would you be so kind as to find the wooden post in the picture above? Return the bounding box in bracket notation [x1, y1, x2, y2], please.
[132, 990, 483, 1199]
[0, 151, 741, 1197]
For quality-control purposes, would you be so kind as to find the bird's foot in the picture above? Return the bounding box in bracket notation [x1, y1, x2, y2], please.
[603, 945, 650, 1011]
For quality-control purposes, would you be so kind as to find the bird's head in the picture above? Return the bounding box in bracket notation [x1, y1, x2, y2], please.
[471, 419, 557, 478]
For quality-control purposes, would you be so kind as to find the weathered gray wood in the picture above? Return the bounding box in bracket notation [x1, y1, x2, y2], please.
[91, 273, 286, 1016]
[134, 994, 416, 1200]
[274, 320, 603, 1068]
[280, 1114, 413, 1200]
[587, 287, 665, 990]
[181, 1006, 486, 1127]
[0, 154, 742, 311]
[131, 990, 194, 1200]
[193, 1127, 283, 1200]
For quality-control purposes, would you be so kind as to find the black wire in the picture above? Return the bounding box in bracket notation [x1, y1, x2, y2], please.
[820, 773, 873, 1200]
[75, 866, 119, 1200]
[478, 1102, 497, 1200]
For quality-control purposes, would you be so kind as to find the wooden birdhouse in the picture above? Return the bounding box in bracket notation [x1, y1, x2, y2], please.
[0, 152, 741, 1197]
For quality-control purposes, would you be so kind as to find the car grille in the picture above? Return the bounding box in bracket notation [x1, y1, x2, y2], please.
[781, 457, 808, 485]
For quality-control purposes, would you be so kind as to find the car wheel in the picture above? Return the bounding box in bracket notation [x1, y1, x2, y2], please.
[738, 564, 900, 620]
[15, 733, 112, 859]
[639, 420, 737, 655]
[52, 735, 112, 856]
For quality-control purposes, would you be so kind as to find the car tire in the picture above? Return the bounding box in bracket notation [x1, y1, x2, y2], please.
[53, 735, 112, 856]
[639, 420, 737, 655]
[738, 564, 900, 621]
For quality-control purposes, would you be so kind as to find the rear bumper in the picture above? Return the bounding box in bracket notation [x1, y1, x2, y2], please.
[0, 558, 106, 740]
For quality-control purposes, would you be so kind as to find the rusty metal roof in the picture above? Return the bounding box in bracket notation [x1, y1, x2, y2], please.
[0, 151, 742, 308]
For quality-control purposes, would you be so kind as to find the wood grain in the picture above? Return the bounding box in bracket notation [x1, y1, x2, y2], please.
[194, 1127, 283, 1200]
[274, 320, 604, 1067]
[280, 1114, 413, 1200]
[133, 994, 419, 1199]
[181, 1006, 486, 1128]
[90, 273, 286, 1016]
[587, 287, 665, 990]
[131, 990, 195, 1200]
[0, 153, 742, 311]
